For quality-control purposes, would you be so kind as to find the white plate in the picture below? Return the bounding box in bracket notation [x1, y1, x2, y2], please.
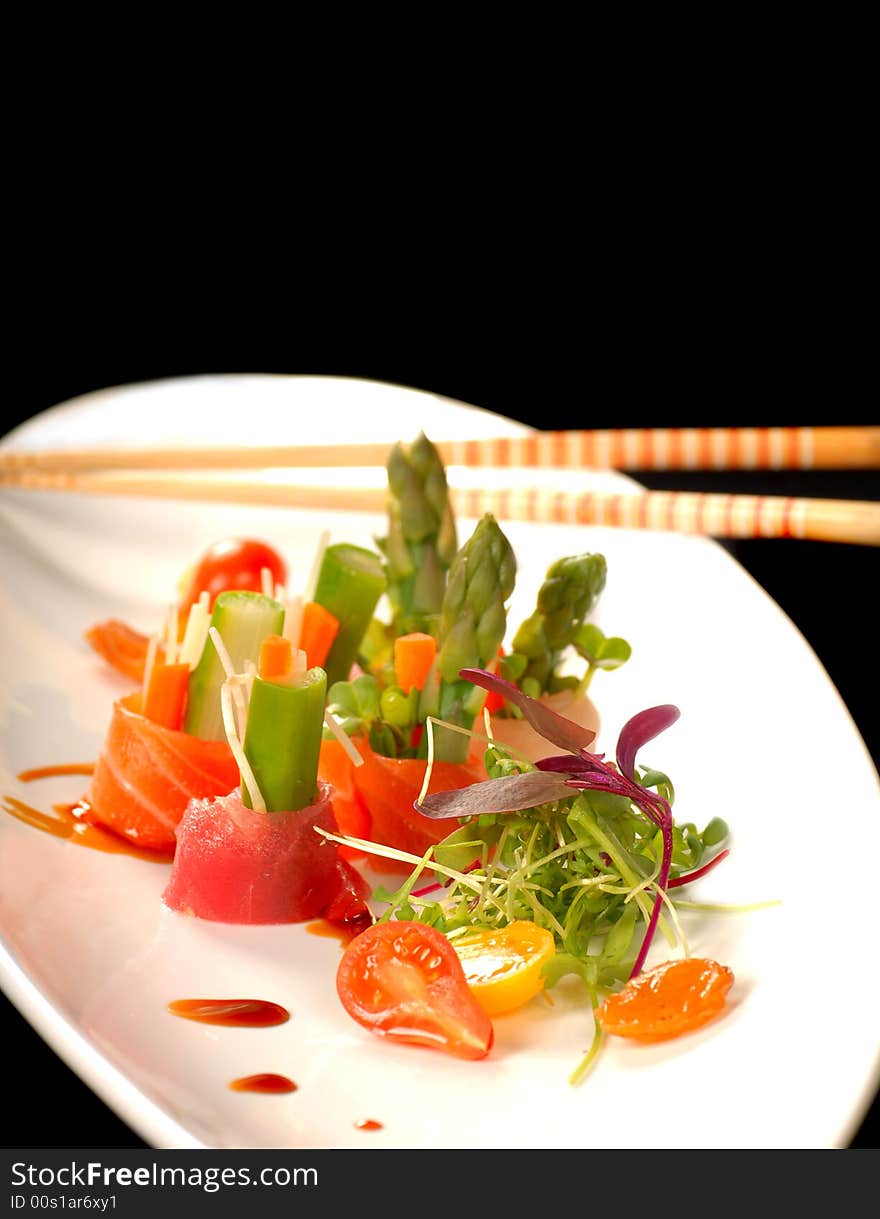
[1, 375, 878, 1150]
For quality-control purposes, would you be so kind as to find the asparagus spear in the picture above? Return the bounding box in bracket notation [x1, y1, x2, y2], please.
[430, 514, 516, 761]
[313, 543, 387, 687]
[241, 667, 327, 811]
[508, 553, 607, 696]
[381, 433, 458, 638]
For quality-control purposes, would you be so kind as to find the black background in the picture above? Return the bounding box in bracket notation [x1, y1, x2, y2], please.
[2, 279, 877, 1150]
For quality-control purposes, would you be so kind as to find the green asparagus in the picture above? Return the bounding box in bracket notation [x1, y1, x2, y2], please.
[508, 553, 607, 697]
[431, 514, 516, 761]
[381, 433, 458, 638]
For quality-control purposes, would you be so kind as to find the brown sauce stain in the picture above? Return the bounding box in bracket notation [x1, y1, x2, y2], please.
[17, 763, 95, 782]
[2, 794, 172, 863]
[167, 999, 290, 1027]
[229, 1073, 298, 1094]
[305, 913, 373, 947]
[305, 918, 354, 946]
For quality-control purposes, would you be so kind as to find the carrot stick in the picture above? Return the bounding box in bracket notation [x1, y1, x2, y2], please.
[394, 632, 437, 693]
[259, 634, 294, 682]
[143, 662, 191, 730]
[299, 601, 340, 670]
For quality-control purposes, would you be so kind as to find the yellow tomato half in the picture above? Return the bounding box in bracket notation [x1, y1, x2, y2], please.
[453, 921, 556, 1016]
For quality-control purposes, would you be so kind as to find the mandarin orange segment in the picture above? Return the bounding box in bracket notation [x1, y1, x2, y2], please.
[596, 957, 734, 1043]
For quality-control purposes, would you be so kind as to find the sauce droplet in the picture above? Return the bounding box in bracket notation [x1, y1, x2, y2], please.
[230, 1074, 297, 1094]
[354, 1119, 383, 1131]
[2, 794, 172, 863]
[168, 999, 290, 1027]
[305, 913, 373, 947]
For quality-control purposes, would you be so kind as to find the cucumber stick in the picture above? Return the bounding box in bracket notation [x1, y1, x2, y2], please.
[241, 667, 327, 811]
[184, 591, 284, 740]
[313, 543, 387, 686]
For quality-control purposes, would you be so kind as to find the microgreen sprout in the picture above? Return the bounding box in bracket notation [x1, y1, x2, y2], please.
[574, 624, 633, 693]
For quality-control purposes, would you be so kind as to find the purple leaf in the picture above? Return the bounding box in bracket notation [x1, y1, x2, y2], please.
[615, 705, 680, 781]
[460, 667, 597, 755]
[415, 770, 576, 820]
[566, 772, 635, 794]
[535, 753, 607, 774]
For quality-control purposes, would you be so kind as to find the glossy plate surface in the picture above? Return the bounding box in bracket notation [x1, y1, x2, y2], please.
[1, 375, 878, 1149]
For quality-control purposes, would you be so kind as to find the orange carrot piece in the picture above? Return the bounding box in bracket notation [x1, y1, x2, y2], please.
[393, 632, 437, 693]
[299, 601, 340, 670]
[142, 662, 191, 730]
[259, 633, 294, 681]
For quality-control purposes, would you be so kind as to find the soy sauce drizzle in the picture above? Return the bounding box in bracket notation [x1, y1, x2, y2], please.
[167, 999, 290, 1027]
[2, 794, 172, 863]
[17, 763, 95, 782]
[305, 912, 373, 947]
[230, 1074, 297, 1094]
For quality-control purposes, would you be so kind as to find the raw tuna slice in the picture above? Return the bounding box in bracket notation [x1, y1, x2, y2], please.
[163, 780, 368, 924]
[83, 692, 239, 853]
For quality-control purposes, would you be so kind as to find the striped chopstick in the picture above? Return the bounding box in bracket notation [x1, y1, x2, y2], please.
[441, 425, 880, 472]
[1, 425, 878, 474]
[3, 468, 878, 546]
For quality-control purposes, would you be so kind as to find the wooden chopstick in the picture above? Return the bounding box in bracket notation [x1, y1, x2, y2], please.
[3, 468, 878, 546]
[2, 426, 878, 474]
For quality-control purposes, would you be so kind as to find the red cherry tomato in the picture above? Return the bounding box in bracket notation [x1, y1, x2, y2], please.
[181, 539, 288, 610]
[336, 921, 494, 1060]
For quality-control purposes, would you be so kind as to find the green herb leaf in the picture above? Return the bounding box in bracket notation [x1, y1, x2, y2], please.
[574, 624, 633, 671]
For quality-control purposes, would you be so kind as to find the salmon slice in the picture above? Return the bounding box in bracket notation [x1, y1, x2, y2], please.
[318, 737, 371, 862]
[83, 692, 239, 853]
[347, 743, 486, 873]
[84, 619, 158, 682]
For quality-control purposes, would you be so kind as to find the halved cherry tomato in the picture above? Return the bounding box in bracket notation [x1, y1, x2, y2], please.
[596, 957, 734, 1043]
[336, 920, 494, 1060]
[453, 921, 556, 1016]
[180, 538, 288, 611]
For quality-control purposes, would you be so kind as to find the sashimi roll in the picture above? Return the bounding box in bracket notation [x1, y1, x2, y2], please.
[82, 590, 284, 853]
[163, 634, 371, 926]
[163, 780, 357, 923]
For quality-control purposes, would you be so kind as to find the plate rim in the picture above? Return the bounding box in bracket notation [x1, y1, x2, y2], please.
[2, 372, 879, 1150]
